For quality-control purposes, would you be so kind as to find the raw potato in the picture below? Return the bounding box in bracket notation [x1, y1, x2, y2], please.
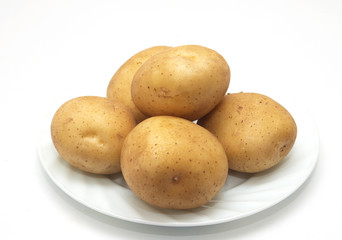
[120, 116, 228, 209]
[107, 46, 171, 122]
[198, 92, 297, 173]
[131, 45, 230, 121]
[51, 96, 137, 174]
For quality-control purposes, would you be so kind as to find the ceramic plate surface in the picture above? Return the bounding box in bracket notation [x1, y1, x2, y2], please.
[38, 99, 318, 227]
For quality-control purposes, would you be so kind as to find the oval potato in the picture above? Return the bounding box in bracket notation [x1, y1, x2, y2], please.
[120, 116, 228, 209]
[51, 96, 137, 174]
[131, 45, 230, 121]
[198, 92, 297, 173]
[107, 46, 171, 122]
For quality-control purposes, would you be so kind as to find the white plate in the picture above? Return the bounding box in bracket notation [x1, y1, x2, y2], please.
[38, 101, 319, 227]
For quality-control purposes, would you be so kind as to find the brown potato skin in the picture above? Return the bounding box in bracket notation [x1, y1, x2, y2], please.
[120, 116, 228, 209]
[107, 46, 171, 122]
[198, 92, 297, 173]
[51, 96, 137, 174]
[131, 45, 230, 121]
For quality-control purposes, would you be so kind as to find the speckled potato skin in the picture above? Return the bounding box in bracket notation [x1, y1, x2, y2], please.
[107, 46, 171, 122]
[51, 96, 137, 174]
[120, 116, 228, 209]
[198, 92, 297, 173]
[131, 45, 230, 121]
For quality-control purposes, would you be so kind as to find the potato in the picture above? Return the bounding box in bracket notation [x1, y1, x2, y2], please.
[107, 46, 171, 122]
[120, 116, 228, 209]
[131, 45, 230, 121]
[51, 96, 136, 174]
[198, 92, 297, 173]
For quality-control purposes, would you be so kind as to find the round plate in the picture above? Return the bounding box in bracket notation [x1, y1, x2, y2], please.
[38, 101, 319, 227]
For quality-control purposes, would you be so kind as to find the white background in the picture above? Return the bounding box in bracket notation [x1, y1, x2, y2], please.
[1, 0, 342, 239]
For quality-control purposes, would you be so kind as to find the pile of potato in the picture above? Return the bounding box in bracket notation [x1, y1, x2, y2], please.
[51, 45, 297, 209]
